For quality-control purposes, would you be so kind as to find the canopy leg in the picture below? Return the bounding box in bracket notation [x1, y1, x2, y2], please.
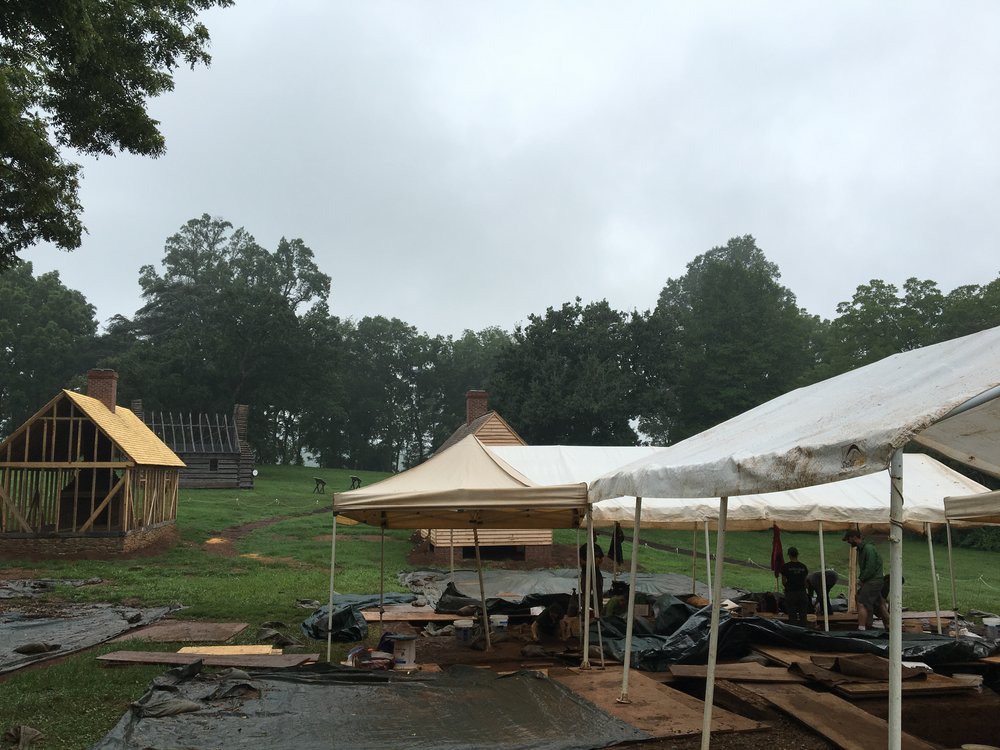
[691, 523, 697, 594]
[926, 522, 942, 634]
[326, 513, 338, 662]
[704, 522, 713, 603]
[591, 513, 605, 668]
[473, 526, 491, 651]
[946, 521, 958, 626]
[888, 450, 904, 750]
[379, 526, 385, 631]
[576, 526, 583, 639]
[618, 497, 642, 703]
[581, 510, 595, 669]
[450, 528, 454, 579]
[818, 521, 830, 632]
[700, 496, 728, 750]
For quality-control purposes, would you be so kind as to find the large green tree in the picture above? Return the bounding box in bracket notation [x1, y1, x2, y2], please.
[105, 215, 331, 462]
[0, 0, 232, 268]
[0, 262, 97, 435]
[491, 298, 638, 445]
[642, 235, 820, 443]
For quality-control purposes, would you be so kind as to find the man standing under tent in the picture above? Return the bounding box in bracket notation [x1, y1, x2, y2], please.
[843, 529, 891, 629]
[780, 547, 810, 626]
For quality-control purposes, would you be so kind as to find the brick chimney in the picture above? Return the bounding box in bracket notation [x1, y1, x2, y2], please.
[466, 389, 489, 425]
[131, 399, 144, 421]
[87, 369, 119, 413]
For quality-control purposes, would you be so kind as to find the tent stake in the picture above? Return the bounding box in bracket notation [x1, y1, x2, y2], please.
[888, 449, 904, 750]
[700, 496, 728, 750]
[326, 513, 338, 662]
[818, 521, 830, 632]
[704, 521, 713, 603]
[926, 522, 942, 634]
[618, 497, 642, 703]
[473, 526, 491, 651]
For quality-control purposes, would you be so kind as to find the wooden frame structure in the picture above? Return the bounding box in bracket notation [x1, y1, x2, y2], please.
[0, 389, 184, 548]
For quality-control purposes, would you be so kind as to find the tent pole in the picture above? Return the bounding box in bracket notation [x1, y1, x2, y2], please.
[946, 521, 958, 618]
[450, 528, 454, 579]
[379, 526, 385, 631]
[592, 513, 606, 669]
[700, 496, 728, 750]
[326, 513, 338, 662]
[576, 525, 583, 639]
[473, 526, 491, 651]
[618, 497, 642, 703]
[581, 510, 595, 669]
[691, 523, 697, 594]
[888, 450, 904, 750]
[818, 521, 830, 632]
[704, 521, 713, 603]
[926, 523, 942, 634]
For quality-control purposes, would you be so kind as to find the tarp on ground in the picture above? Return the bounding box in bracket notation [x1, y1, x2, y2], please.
[399, 569, 745, 612]
[301, 593, 416, 642]
[592, 454, 991, 531]
[0, 604, 173, 674]
[590, 325, 1000, 502]
[598, 597, 996, 671]
[333, 435, 589, 529]
[93, 663, 651, 750]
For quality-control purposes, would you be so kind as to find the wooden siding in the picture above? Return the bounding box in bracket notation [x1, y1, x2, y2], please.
[427, 528, 552, 547]
[175, 454, 240, 489]
[474, 414, 525, 446]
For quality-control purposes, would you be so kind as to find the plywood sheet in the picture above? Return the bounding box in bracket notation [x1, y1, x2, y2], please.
[752, 644, 856, 668]
[177, 645, 278, 655]
[98, 650, 317, 668]
[549, 666, 764, 738]
[111, 621, 249, 643]
[361, 606, 457, 623]
[833, 671, 974, 698]
[747, 683, 939, 750]
[669, 662, 807, 683]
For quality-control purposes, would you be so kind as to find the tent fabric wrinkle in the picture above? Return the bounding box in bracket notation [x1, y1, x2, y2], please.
[589, 325, 1000, 501]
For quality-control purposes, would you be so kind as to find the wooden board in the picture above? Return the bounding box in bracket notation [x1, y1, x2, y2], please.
[111, 621, 249, 643]
[752, 644, 856, 668]
[746, 683, 939, 750]
[549, 666, 764, 738]
[98, 650, 317, 668]
[669, 662, 807, 683]
[833, 671, 974, 698]
[361, 606, 457, 623]
[177, 645, 279, 655]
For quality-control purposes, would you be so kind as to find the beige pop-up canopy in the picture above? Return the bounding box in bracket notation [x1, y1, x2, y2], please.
[333, 434, 589, 529]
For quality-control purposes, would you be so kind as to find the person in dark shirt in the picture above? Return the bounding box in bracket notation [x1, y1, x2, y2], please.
[806, 569, 839, 617]
[780, 547, 810, 626]
[531, 602, 567, 642]
[579, 543, 605, 614]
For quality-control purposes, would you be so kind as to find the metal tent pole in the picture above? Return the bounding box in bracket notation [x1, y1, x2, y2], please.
[818, 521, 830, 631]
[888, 450, 904, 750]
[379, 527, 385, 630]
[618, 497, 642, 703]
[691, 524, 697, 594]
[704, 521, 713, 603]
[946, 521, 958, 618]
[700, 496, 728, 750]
[450, 528, 455, 578]
[576, 526, 583, 637]
[326, 513, 338, 662]
[926, 523, 942, 634]
[581, 510, 595, 669]
[473, 526, 491, 651]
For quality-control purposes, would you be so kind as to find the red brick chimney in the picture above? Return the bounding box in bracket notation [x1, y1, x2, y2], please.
[87, 369, 119, 413]
[466, 389, 489, 425]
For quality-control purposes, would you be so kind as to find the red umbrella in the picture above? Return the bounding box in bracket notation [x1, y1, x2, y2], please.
[770, 524, 784, 589]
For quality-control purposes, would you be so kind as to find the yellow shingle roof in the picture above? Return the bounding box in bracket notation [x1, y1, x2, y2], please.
[63, 390, 186, 467]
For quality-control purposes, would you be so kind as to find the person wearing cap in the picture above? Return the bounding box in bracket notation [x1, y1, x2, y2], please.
[843, 529, 891, 629]
[579, 543, 605, 614]
[780, 547, 810, 626]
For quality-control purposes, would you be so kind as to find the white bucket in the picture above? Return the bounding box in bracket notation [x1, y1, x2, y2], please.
[983, 617, 1000, 639]
[389, 635, 417, 668]
[489, 614, 509, 632]
[454, 618, 475, 645]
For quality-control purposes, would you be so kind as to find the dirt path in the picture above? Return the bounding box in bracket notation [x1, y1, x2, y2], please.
[201, 507, 330, 558]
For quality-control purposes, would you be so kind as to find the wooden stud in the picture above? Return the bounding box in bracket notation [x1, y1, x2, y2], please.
[0, 483, 32, 533]
[79, 473, 126, 532]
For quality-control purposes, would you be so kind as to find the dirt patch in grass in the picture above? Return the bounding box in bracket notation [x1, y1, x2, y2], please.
[314, 534, 387, 543]
[202, 507, 329, 557]
[0, 567, 45, 579]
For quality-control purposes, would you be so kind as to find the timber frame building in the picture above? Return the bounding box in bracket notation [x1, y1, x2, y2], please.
[0, 370, 185, 558]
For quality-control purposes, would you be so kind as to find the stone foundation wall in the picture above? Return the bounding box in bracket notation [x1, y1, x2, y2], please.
[0, 522, 178, 560]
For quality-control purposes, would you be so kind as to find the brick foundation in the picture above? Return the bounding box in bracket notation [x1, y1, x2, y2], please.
[0, 522, 178, 560]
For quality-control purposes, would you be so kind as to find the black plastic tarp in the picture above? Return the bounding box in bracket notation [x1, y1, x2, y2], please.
[301, 593, 416, 642]
[599, 595, 998, 670]
[0, 604, 173, 674]
[93, 662, 650, 750]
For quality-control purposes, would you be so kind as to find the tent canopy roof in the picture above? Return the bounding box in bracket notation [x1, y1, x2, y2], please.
[590, 325, 1000, 502]
[333, 435, 589, 529]
[944, 489, 1000, 525]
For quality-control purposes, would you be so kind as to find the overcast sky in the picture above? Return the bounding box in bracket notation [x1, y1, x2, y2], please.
[24, 1, 1000, 337]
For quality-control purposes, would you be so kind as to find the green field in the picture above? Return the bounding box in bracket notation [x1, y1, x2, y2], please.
[2, 464, 999, 748]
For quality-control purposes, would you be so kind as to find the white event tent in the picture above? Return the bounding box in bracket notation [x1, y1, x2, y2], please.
[588, 324, 1000, 750]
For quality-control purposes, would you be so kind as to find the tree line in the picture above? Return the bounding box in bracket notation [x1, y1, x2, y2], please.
[3, 217, 999, 474]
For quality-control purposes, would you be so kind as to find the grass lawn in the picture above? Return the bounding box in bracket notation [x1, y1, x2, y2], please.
[3, 464, 1000, 748]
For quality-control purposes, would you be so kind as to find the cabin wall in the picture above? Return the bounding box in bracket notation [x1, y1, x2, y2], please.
[426, 529, 552, 547]
[175, 454, 240, 489]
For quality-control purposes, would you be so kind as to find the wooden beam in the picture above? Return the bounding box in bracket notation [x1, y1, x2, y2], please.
[0, 482, 33, 532]
[79, 473, 126, 532]
[0, 461, 133, 469]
